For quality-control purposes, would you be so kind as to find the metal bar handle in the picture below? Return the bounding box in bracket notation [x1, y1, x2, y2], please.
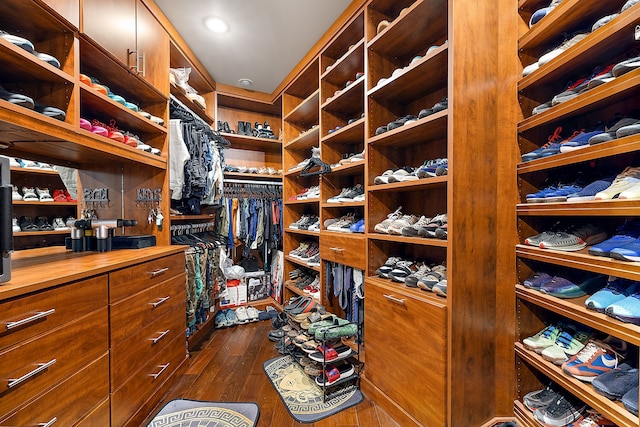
[127, 48, 138, 71]
[6, 309, 56, 330]
[150, 267, 169, 278]
[383, 294, 405, 305]
[140, 51, 146, 77]
[150, 296, 170, 308]
[149, 363, 170, 380]
[150, 329, 170, 344]
[38, 417, 57, 427]
[8, 359, 56, 388]
[329, 247, 344, 252]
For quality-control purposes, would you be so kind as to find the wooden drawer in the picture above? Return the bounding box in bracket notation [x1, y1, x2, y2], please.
[0, 354, 108, 427]
[0, 307, 108, 418]
[0, 275, 107, 352]
[109, 252, 185, 303]
[320, 232, 365, 269]
[76, 397, 110, 427]
[110, 273, 185, 346]
[364, 281, 447, 426]
[111, 334, 186, 427]
[111, 305, 186, 389]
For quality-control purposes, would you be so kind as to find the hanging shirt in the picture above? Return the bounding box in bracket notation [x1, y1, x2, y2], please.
[169, 119, 191, 200]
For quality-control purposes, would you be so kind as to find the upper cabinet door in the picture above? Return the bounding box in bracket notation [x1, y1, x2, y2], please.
[135, 1, 169, 95]
[42, 0, 80, 29]
[82, 0, 137, 68]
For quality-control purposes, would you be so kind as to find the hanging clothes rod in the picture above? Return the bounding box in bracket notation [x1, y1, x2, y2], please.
[224, 178, 283, 186]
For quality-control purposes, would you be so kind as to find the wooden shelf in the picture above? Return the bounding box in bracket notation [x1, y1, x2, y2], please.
[13, 200, 76, 206]
[367, 43, 448, 103]
[284, 197, 319, 205]
[283, 90, 320, 125]
[284, 228, 320, 237]
[285, 126, 320, 151]
[516, 244, 640, 282]
[284, 282, 319, 300]
[514, 400, 539, 427]
[321, 40, 365, 84]
[321, 77, 365, 116]
[519, 5, 640, 93]
[223, 172, 282, 180]
[169, 214, 216, 221]
[321, 118, 364, 144]
[219, 132, 282, 152]
[517, 135, 640, 174]
[14, 230, 70, 236]
[321, 200, 365, 208]
[515, 343, 638, 427]
[368, 233, 448, 247]
[284, 255, 321, 272]
[517, 199, 640, 216]
[516, 284, 640, 346]
[327, 160, 365, 176]
[368, 109, 447, 145]
[10, 167, 59, 175]
[0, 37, 72, 85]
[368, 175, 447, 192]
[518, 68, 640, 133]
[170, 85, 214, 124]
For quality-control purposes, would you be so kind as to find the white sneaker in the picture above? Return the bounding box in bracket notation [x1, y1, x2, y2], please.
[12, 185, 21, 201]
[594, 167, 640, 200]
[388, 214, 419, 235]
[21, 187, 38, 201]
[12, 217, 20, 233]
[235, 306, 250, 324]
[35, 187, 54, 202]
[52, 217, 69, 230]
[374, 207, 403, 234]
[9, 157, 20, 167]
[618, 181, 640, 199]
[538, 32, 589, 66]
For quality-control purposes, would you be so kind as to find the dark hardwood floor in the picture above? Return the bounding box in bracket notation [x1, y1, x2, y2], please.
[148, 319, 401, 427]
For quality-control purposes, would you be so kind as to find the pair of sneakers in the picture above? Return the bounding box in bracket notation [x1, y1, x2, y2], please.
[235, 306, 260, 323]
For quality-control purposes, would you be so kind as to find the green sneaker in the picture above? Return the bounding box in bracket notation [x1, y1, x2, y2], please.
[541, 327, 592, 365]
[314, 317, 357, 340]
[523, 324, 562, 353]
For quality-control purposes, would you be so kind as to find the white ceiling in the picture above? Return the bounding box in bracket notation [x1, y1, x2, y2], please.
[155, 0, 353, 94]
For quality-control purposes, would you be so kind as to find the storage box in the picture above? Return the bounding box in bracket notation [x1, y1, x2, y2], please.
[218, 279, 247, 308]
[247, 273, 271, 302]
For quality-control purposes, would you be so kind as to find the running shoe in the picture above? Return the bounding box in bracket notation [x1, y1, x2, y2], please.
[539, 224, 607, 251]
[586, 277, 640, 312]
[566, 176, 615, 202]
[609, 238, 640, 262]
[539, 274, 607, 298]
[541, 325, 592, 365]
[539, 394, 586, 426]
[605, 291, 640, 325]
[594, 166, 640, 199]
[560, 126, 606, 152]
[589, 219, 640, 256]
[562, 340, 621, 382]
[522, 126, 564, 161]
[566, 409, 616, 427]
[622, 386, 639, 415]
[523, 271, 553, 290]
[523, 384, 563, 411]
[592, 363, 639, 400]
[523, 324, 562, 353]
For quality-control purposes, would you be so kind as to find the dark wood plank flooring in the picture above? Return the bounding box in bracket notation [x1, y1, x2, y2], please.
[150, 319, 401, 427]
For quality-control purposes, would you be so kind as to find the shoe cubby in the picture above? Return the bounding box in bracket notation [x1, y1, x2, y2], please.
[515, 1, 640, 425]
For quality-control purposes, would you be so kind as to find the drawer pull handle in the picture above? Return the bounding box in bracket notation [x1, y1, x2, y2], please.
[151, 329, 170, 344]
[150, 296, 170, 308]
[329, 247, 344, 252]
[150, 267, 169, 278]
[6, 309, 56, 330]
[38, 417, 57, 427]
[8, 359, 56, 388]
[383, 294, 405, 305]
[149, 363, 170, 380]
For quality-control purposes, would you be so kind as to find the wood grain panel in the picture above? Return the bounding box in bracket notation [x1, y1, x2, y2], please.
[0, 275, 107, 352]
[320, 232, 366, 269]
[110, 274, 185, 345]
[0, 354, 108, 426]
[76, 397, 111, 427]
[364, 280, 447, 425]
[0, 308, 108, 418]
[109, 252, 185, 303]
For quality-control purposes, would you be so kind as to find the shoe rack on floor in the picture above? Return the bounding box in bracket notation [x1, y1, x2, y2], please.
[515, 1, 640, 426]
[282, 58, 322, 302]
[319, 11, 366, 314]
[360, 0, 518, 426]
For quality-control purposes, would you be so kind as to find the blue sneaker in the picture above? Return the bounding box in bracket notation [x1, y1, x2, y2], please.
[585, 278, 640, 312]
[540, 274, 607, 298]
[215, 310, 227, 328]
[590, 220, 640, 257]
[566, 175, 616, 202]
[543, 183, 584, 202]
[526, 185, 558, 203]
[605, 291, 640, 324]
[610, 238, 640, 261]
[592, 363, 638, 400]
[225, 308, 238, 326]
[350, 219, 364, 233]
[523, 271, 553, 289]
[622, 386, 639, 415]
[560, 126, 606, 152]
[522, 126, 563, 161]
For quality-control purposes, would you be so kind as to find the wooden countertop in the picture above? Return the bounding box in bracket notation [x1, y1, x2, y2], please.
[0, 246, 187, 301]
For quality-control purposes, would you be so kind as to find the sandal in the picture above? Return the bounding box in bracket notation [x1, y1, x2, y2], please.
[309, 343, 352, 362]
[315, 362, 355, 386]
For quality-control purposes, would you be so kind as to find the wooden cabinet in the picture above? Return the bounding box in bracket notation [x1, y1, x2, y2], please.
[0, 246, 187, 427]
[82, 0, 169, 93]
[41, 0, 80, 29]
[515, 2, 640, 426]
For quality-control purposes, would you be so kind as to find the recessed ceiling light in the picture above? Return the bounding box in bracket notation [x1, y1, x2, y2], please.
[238, 78, 253, 87]
[203, 17, 228, 33]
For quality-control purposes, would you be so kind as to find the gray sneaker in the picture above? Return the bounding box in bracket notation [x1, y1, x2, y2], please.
[405, 263, 431, 288]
